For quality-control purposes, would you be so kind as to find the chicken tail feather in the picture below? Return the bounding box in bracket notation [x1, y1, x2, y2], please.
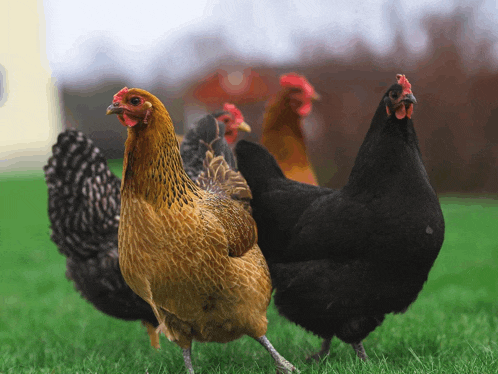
[235, 140, 286, 195]
[43, 130, 121, 259]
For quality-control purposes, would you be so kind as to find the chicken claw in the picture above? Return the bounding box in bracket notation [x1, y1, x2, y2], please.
[257, 335, 299, 373]
[306, 338, 331, 362]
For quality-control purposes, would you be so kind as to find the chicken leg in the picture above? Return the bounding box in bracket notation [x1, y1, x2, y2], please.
[182, 348, 195, 374]
[307, 338, 331, 362]
[307, 339, 368, 362]
[351, 341, 368, 361]
[256, 335, 298, 373]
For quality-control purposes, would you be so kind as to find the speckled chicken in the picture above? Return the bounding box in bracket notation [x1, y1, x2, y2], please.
[44, 130, 161, 347]
[44, 106, 250, 350]
[107, 87, 297, 374]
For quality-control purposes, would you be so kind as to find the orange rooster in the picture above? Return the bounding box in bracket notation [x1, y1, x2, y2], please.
[261, 73, 320, 185]
[107, 87, 297, 374]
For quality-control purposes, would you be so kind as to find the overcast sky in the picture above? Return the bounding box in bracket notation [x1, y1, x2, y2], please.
[42, 0, 498, 83]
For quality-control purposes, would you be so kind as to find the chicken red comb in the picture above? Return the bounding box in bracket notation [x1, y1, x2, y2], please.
[223, 103, 244, 124]
[113, 87, 129, 103]
[396, 74, 412, 96]
[280, 73, 315, 98]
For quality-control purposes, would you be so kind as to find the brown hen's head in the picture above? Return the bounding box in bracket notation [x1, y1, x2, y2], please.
[384, 74, 417, 120]
[279, 73, 320, 117]
[106, 87, 171, 129]
[212, 103, 251, 144]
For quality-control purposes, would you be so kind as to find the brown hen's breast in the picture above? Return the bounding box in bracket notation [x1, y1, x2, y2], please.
[119, 189, 272, 344]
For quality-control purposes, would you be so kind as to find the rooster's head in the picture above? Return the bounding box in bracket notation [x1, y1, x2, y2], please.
[279, 73, 320, 117]
[212, 103, 251, 144]
[384, 74, 417, 120]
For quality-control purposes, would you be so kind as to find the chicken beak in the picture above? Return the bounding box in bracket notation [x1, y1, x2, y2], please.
[106, 103, 123, 115]
[311, 91, 321, 101]
[237, 121, 251, 133]
[403, 93, 417, 104]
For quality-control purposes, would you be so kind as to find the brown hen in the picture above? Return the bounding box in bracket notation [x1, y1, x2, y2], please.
[107, 87, 297, 374]
[261, 73, 320, 185]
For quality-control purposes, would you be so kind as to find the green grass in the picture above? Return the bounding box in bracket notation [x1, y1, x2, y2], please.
[1, 166, 497, 373]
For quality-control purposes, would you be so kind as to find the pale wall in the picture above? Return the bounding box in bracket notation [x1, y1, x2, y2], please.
[0, 0, 61, 171]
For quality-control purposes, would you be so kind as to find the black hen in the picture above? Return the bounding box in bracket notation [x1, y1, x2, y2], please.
[44, 113, 242, 349]
[235, 75, 445, 360]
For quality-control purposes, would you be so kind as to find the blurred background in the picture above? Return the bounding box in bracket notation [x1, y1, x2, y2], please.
[2, 0, 498, 193]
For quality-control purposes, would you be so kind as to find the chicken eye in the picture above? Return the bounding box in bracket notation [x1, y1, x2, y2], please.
[130, 97, 141, 106]
[390, 91, 399, 100]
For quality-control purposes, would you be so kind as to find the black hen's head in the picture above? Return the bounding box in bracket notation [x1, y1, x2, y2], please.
[383, 74, 417, 121]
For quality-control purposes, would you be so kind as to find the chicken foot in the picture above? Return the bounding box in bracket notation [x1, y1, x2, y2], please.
[351, 341, 368, 361]
[179, 347, 194, 374]
[307, 338, 368, 362]
[306, 338, 331, 362]
[256, 335, 299, 373]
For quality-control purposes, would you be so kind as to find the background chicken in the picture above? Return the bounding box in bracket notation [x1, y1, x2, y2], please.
[261, 73, 320, 185]
[177, 102, 250, 145]
[213, 103, 251, 145]
[44, 105, 249, 349]
[108, 87, 296, 373]
[180, 106, 249, 180]
[235, 75, 445, 361]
